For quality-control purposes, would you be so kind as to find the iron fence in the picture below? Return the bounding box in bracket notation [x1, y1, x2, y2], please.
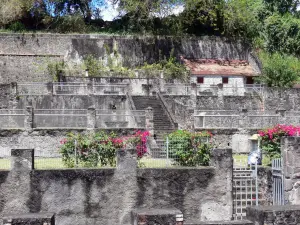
[34, 109, 88, 128]
[0, 109, 25, 129]
[272, 158, 285, 205]
[233, 158, 259, 220]
[53, 82, 88, 95]
[95, 110, 146, 129]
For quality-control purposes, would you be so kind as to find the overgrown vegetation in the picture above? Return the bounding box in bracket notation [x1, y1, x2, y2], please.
[257, 51, 300, 87]
[4, 0, 300, 85]
[167, 130, 213, 166]
[59, 130, 149, 168]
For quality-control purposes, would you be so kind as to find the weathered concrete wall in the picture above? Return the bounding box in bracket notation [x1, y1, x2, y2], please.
[257, 167, 272, 206]
[0, 148, 233, 225]
[0, 33, 250, 83]
[16, 95, 128, 110]
[0, 56, 61, 83]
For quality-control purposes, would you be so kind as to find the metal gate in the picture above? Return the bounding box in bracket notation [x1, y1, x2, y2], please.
[233, 158, 258, 220]
[272, 158, 285, 205]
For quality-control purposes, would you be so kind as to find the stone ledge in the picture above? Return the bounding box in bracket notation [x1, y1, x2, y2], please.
[3, 213, 55, 225]
[132, 208, 183, 225]
[185, 220, 253, 225]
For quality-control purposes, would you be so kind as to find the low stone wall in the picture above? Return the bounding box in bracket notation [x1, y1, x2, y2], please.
[0, 148, 233, 225]
[247, 205, 300, 225]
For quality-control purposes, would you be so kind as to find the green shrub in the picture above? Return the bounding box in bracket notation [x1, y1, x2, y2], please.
[47, 61, 66, 81]
[167, 130, 213, 167]
[8, 21, 25, 32]
[53, 14, 88, 33]
[257, 51, 300, 87]
[83, 55, 103, 76]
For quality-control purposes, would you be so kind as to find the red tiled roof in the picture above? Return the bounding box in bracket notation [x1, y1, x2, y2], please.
[181, 57, 258, 77]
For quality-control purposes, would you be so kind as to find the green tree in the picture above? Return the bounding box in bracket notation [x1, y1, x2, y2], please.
[0, 0, 33, 27]
[258, 51, 300, 87]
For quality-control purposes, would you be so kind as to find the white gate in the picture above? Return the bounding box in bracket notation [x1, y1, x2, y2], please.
[272, 158, 285, 205]
[233, 158, 258, 220]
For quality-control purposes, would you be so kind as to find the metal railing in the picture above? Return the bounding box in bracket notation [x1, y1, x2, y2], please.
[53, 82, 88, 95]
[15, 82, 129, 96]
[272, 158, 285, 205]
[0, 109, 25, 129]
[95, 110, 146, 129]
[193, 110, 293, 129]
[163, 84, 266, 96]
[17, 82, 52, 95]
[164, 84, 193, 96]
[93, 84, 128, 95]
[34, 109, 88, 128]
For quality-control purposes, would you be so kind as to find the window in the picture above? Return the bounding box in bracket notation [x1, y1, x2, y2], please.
[197, 77, 204, 84]
[246, 77, 254, 84]
[222, 77, 229, 84]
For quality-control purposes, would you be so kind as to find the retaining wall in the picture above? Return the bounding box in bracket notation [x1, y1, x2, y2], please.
[0, 148, 233, 225]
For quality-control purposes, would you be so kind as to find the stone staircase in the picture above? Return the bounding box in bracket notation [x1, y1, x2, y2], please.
[132, 96, 176, 137]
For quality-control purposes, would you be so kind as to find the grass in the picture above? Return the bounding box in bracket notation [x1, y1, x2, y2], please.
[233, 154, 271, 167]
[0, 154, 272, 170]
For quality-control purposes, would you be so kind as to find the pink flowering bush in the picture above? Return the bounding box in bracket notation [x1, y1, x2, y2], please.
[259, 125, 300, 159]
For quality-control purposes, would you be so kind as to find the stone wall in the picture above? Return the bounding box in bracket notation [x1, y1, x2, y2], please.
[0, 33, 250, 83]
[0, 148, 233, 225]
[281, 137, 300, 205]
[247, 205, 300, 225]
[0, 55, 61, 83]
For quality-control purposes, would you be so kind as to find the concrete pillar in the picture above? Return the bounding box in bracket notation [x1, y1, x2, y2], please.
[239, 108, 248, 129]
[159, 70, 165, 93]
[87, 107, 96, 130]
[87, 80, 94, 96]
[187, 108, 195, 132]
[11, 149, 34, 172]
[281, 137, 300, 204]
[210, 148, 233, 220]
[145, 107, 154, 136]
[24, 106, 33, 131]
[189, 83, 197, 109]
[10, 82, 17, 96]
[116, 149, 137, 173]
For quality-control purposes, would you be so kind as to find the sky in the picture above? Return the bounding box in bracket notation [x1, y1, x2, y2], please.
[99, 0, 185, 21]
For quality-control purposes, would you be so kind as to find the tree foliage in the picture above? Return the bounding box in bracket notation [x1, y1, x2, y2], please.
[258, 51, 300, 87]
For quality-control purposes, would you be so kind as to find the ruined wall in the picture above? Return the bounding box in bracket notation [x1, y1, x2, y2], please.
[0, 149, 233, 225]
[16, 95, 128, 110]
[0, 55, 61, 83]
[0, 33, 250, 83]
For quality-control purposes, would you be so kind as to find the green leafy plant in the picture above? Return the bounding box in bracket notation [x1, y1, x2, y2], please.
[59, 130, 150, 168]
[83, 55, 103, 76]
[167, 130, 213, 167]
[257, 51, 300, 87]
[47, 61, 66, 81]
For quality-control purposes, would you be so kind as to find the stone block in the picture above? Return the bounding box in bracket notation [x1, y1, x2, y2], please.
[3, 213, 55, 225]
[132, 208, 183, 225]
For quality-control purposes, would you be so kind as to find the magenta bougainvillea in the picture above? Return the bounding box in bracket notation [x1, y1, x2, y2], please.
[258, 124, 300, 159]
